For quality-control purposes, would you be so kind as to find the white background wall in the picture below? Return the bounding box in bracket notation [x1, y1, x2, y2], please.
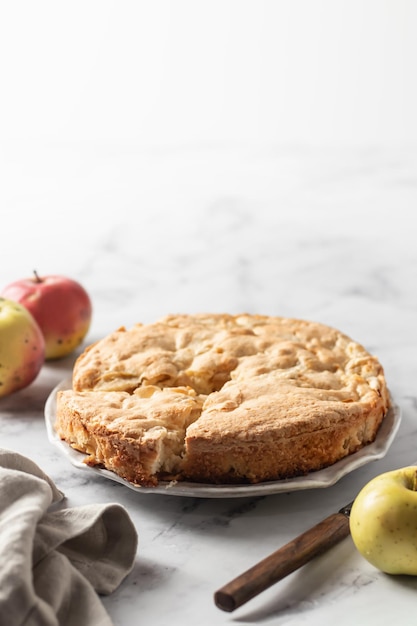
[0, 0, 416, 148]
[1, 0, 416, 283]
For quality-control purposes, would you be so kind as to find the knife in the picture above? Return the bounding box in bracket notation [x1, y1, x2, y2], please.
[214, 500, 353, 612]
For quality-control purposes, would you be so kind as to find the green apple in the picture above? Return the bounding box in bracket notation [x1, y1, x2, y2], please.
[0, 297, 45, 397]
[350, 466, 417, 575]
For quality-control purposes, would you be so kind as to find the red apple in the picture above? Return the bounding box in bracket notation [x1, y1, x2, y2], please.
[1, 271, 92, 360]
[0, 297, 45, 397]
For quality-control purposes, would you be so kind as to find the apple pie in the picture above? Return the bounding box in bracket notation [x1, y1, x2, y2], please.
[55, 313, 390, 486]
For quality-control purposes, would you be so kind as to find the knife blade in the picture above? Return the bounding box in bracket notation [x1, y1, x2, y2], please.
[214, 500, 353, 612]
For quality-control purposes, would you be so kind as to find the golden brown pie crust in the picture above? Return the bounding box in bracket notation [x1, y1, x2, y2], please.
[55, 313, 390, 486]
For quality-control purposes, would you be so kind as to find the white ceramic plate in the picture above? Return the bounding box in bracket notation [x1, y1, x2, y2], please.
[45, 379, 401, 498]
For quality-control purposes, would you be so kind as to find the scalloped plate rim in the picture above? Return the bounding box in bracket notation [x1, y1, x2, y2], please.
[44, 378, 402, 498]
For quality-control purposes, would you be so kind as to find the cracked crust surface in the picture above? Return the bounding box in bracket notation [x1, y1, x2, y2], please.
[55, 313, 390, 486]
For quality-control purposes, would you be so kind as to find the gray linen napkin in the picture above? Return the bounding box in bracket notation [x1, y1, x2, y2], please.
[0, 449, 138, 626]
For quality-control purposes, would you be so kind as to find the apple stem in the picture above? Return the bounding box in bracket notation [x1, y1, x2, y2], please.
[413, 469, 417, 491]
[33, 270, 42, 283]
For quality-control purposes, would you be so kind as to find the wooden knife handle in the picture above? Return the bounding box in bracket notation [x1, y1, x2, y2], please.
[214, 511, 350, 612]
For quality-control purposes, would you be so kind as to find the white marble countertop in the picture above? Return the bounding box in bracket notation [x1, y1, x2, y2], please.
[1, 143, 417, 626]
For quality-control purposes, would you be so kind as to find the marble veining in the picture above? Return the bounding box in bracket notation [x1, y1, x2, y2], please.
[1, 145, 417, 625]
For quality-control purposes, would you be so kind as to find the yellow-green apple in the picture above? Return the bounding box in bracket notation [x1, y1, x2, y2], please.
[350, 466, 417, 575]
[1, 272, 92, 360]
[0, 298, 45, 397]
